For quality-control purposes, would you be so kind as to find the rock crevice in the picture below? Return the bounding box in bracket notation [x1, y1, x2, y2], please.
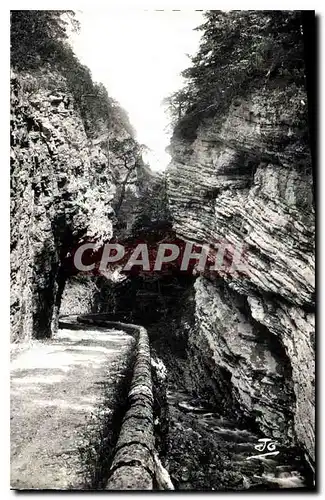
[167, 86, 315, 465]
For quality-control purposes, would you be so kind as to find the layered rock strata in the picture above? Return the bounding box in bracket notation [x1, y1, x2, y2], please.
[167, 86, 315, 464]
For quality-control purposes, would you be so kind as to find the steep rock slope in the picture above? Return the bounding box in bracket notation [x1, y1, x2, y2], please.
[167, 86, 315, 464]
[10, 70, 136, 342]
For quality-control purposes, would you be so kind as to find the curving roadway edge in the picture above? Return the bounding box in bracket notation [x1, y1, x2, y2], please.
[58, 314, 155, 490]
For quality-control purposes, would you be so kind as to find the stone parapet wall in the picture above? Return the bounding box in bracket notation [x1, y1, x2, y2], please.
[59, 314, 155, 490]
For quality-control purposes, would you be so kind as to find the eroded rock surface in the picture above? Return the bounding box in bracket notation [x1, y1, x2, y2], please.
[10, 72, 114, 341]
[167, 86, 315, 464]
[10, 70, 139, 343]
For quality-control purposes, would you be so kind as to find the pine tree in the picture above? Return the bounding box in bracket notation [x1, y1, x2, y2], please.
[168, 10, 305, 139]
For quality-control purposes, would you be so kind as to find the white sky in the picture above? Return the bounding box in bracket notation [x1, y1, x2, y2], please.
[69, 9, 204, 171]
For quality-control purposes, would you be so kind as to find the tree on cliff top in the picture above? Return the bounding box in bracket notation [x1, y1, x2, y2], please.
[10, 10, 134, 138]
[168, 11, 305, 139]
[10, 10, 79, 69]
[162, 89, 192, 131]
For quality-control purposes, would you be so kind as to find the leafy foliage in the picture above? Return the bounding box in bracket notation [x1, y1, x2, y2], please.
[110, 138, 142, 216]
[113, 161, 171, 241]
[132, 173, 171, 235]
[10, 10, 78, 69]
[10, 10, 134, 137]
[168, 11, 306, 139]
[162, 89, 192, 131]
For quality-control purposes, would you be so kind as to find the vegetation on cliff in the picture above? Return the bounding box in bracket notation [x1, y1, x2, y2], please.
[164, 9, 314, 476]
[164, 11, 308, 140]
[11, 10, 134, 137]
[10, 10, 146, 340]
[10, 10, 172, 341]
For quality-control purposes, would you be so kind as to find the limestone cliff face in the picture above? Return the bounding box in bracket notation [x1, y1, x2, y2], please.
[10, 71, 132, 342]
[167, 86, 315, 464]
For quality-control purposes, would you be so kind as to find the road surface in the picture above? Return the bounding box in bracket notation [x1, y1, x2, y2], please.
[11, 325, 135, 489]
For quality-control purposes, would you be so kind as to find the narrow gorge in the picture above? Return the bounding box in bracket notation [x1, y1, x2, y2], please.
[10, 10, 315, 491]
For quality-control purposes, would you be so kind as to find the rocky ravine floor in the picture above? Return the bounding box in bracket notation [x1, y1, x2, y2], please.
[10, 327, 135, 490]
[166, 389, 312, 491]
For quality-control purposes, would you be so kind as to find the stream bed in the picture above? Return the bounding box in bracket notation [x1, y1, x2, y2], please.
[165, 389, 311, 491]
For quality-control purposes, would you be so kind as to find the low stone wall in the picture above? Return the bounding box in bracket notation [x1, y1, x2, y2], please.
[59, 314, 155, 490]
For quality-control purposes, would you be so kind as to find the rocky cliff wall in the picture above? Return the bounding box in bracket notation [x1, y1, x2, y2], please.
[10, 70, 134, 343]
[59, 276, 100, 316]
[167, 85, 315, 465]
